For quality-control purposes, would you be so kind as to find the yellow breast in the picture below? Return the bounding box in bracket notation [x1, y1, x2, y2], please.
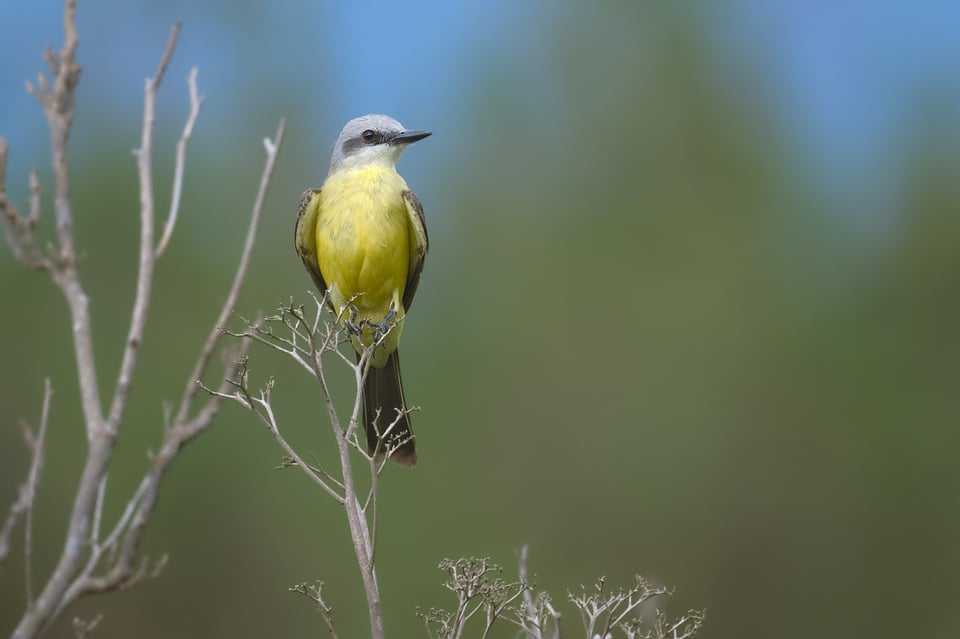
[315, 166, 411, 358]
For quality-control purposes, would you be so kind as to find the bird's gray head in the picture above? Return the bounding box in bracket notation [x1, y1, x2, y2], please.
[328, 114, 431, 173]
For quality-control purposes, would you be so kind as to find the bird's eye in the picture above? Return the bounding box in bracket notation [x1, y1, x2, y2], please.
[361, 129, 377, 144]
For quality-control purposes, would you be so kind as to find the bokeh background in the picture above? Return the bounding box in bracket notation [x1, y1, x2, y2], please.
[2, 1, 959, 637]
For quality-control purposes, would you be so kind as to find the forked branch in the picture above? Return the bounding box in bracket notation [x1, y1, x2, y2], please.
[209, 299, 416, 639]
[3, 2, 287, 636]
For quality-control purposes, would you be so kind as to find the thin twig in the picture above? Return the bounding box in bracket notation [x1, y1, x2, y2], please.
[41, 31, 184, 630]
[40, 0, 81, 261]
[0, 379, 52, 606]
[28, 170, 41, 227]
[516, 545, 541, 639]
[71, 613, 102, 639]
[10, 2, 109, 634]
[259, 393, 344, 501]
[4, 0, 293, 635]
[306, 326, 385, 638]
[22, 388, 48, 606]
[156, 66, 204, 257]
[151, 22, 180, 90]
[202, 370, 346, 502]
[175, 119, 286, 428]
[219, 299, 389, 638]
[306, 452, 346, 492]
[61, 119, 287, 605]
[103, 21, 181, 437]
[51, 477, 149, 621]
[290, 581, 339, 638]
[0, 139, 53, 270]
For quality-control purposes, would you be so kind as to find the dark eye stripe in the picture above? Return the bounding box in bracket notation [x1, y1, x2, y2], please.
[341, 137, 365, 156]
[340, 128, 392, 158]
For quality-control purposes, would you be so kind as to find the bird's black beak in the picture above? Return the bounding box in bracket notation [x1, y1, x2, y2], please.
[390, 129, 432, 145]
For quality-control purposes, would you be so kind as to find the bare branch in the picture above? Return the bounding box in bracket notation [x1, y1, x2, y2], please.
[204, 357, 344, 503]
[0, 379, 52, 595]
[309, 310, 385, 638]
[151, 22, 181, 90]
[52, 476, 148, 613]
[39, 0, 81, 261]
[23, 380, 53, 607]
[419, 557, 530, 639]
[173, 118, 286, 430]
[28, 170, 42, 228]
[103, 22, 182, 437]
[20, 31, 190, 632]
[57, 119, 287, 607]
[305, 452, 346, 493]
[156, 66, 204, 257]
[658, 609, 706, 639]
[20, 0, 105, 442]
[219, 297, 397, 638]
[514, 545, 563, 639]
[8, 8, 287, 635]
[71, 613, 102, 639]
[8, 4, 112, 634]
[254, 382, 345, 503]
[290, 581, 338, 638]
[1, 2, 302, 638]
[0, 139, 53, 271]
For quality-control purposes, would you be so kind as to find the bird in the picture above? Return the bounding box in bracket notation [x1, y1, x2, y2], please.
[294, 114, 430, 467]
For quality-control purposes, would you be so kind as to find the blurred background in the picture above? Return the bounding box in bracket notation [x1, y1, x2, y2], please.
[2, 1, 959, 637]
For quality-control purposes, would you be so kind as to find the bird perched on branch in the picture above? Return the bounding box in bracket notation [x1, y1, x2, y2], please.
[295, 114, 431, 466]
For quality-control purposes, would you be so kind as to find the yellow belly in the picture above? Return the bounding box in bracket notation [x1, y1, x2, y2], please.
[315, 166, 411, 363]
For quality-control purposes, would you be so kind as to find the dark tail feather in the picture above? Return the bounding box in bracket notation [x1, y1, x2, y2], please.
[362, 350, 417, 466]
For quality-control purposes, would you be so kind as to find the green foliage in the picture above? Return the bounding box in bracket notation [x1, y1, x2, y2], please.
[2, 2, 959, 638]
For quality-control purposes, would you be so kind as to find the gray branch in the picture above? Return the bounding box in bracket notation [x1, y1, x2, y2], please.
[0, 378, 53, 600]
[3, 2, 286, 636]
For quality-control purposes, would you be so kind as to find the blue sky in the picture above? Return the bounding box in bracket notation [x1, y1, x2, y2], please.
[2, 1, 959, 212]
[714, 1, 960, 212]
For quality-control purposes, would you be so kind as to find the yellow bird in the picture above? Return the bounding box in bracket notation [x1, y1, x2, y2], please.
[295, 114, 430, 466]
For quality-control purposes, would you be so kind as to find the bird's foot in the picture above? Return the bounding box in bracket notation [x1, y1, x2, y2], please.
[374, 308, 397, 338]
[357, 308, 398, 343]
[343, 305, 362, 336]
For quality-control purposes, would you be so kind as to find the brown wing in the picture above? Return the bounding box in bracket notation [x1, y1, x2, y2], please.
[402, 189, 429, 311]
[294, 188, 327, 294]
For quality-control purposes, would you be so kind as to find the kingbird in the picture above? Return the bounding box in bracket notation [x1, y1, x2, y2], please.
[295, 114, 431, 467]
